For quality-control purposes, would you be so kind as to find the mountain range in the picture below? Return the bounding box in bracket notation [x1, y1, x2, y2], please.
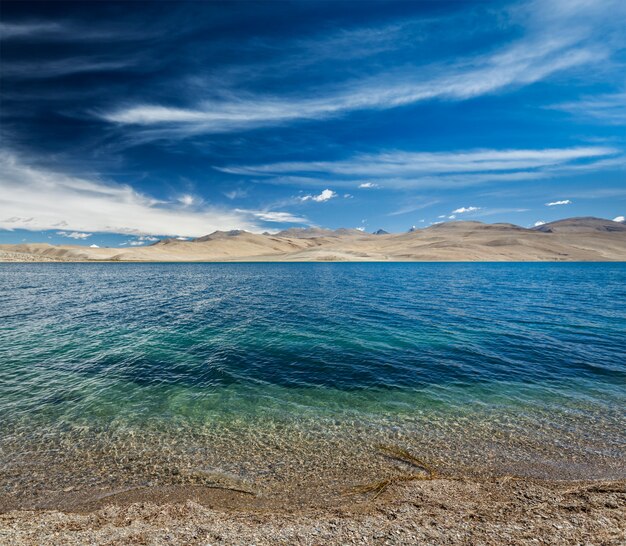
[2, 217, 626, 262]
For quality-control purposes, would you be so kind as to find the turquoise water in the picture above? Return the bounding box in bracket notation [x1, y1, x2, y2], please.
[1, 263, 625, 507]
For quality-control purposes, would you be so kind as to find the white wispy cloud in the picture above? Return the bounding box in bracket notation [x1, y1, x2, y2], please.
[56, 231, 92, 239]
[299, 189, 337, 202]
[534, 220, 546, 226]
[100, 0, 623, 135]
[2, 56, 139, 79]
[452, 206, 480, 213]
[223, 188, 248, 200]
[0, 151, 262, 237]
[1, 20, 153, 79]
[0, 21, 64, 38]
[235, 210, 308, 223]
[178, 194, 196, 206]
[0, 20, 155, 42]
[613, 215, 625, 223]
[387, 199, 439, 216]
[470, 207, 529, 218]
[102, 37, 602, 133]
[222, 19, 422, 84]
[224, 147, 615, 177]
[220, 146, 619, 189]
[550, 92, 626, 124]
[358, 182, 378, 188]
[545, 199, 571, 206]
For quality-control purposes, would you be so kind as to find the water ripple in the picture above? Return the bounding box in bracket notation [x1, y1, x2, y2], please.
[1, 262, 625, 503]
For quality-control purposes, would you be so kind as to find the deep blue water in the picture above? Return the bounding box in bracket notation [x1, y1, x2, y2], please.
[1, 263, 625, 504]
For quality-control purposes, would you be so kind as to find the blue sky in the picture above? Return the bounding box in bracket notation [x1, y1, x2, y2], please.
[1, 0, 625, 247]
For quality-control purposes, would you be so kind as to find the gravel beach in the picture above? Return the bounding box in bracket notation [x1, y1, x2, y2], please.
[1, 477, 624, 545]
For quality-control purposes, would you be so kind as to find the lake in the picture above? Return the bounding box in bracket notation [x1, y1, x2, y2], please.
[1, 263, 625, 509]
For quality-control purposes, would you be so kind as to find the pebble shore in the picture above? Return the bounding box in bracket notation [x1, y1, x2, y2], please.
[1, 478, 624, 545]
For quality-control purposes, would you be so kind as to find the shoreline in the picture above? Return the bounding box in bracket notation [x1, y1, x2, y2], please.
[2, 475, 624, 545]
[2, 253, 625, 263]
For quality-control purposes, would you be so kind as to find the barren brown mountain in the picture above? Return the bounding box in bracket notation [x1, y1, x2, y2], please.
[2, 217, 626, 262]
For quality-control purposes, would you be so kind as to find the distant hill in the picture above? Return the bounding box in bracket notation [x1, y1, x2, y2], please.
[193, 230, 247, 242]
[532, 217, 626, 233]
[429, 221, 525, 231]
[373, 229, 389, 235]
[2, 217, 626, 262]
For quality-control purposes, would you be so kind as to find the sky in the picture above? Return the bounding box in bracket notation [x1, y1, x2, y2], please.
[1, 0, 625, 247]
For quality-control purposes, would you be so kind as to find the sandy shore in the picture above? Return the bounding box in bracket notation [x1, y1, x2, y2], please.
[1, 477, 624, 545]
[0, 250, 70, 262]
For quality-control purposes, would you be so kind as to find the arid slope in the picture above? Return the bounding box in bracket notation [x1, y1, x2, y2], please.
[1, 218, 625, 262]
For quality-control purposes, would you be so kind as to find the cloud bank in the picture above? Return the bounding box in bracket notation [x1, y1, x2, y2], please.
[0, 151, 261, 237]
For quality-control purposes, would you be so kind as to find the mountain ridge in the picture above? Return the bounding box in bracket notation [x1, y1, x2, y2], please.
[2, 217, 625, 262]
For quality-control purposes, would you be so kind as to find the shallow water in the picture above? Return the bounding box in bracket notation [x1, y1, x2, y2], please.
[1, 263, 625, 508]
